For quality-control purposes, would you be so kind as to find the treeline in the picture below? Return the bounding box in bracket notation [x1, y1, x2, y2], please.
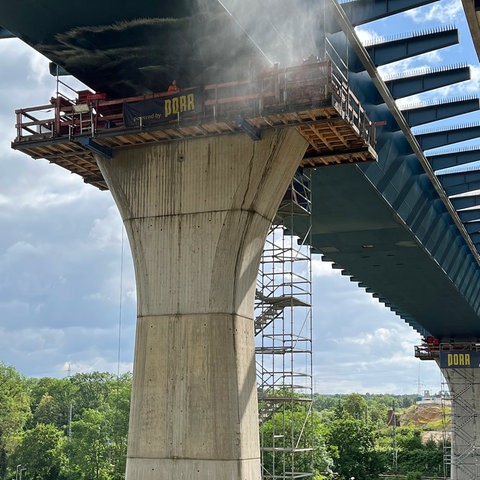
[0, 363, 130, 480]
[261, 392, 446, 479]
[0, 362, 446, 480]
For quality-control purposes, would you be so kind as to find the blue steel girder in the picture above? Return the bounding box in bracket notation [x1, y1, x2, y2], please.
[335, 0, 480, 258]
[350, 27, 458, 73]
[384, 65, 470, 100]
[423, 210, 455, 262]
[304, 1, 480, 338]
[437, 169, 480, 196]
[458, 208, 480, 223]
[401, 98, 480, 128]
[427, 147, 480, 171]
[465, 221, 480, 234]
[78, 137, 112, 158]
[0, 26, 14, 38]
[471, 232, 480, 244]
[340, 0, 438, 26]
[451, 194, 480, 210]
[416, 123, 480, 150]
[448, 239, 469, 279]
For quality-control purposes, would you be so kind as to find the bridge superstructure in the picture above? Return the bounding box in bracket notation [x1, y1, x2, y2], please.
[3, 0, 480, 478]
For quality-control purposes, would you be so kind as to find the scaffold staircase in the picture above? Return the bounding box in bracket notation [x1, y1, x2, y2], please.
[255, 170, 314, 480]
[441, 381, 452, 480]
[448, 369, 478, 480]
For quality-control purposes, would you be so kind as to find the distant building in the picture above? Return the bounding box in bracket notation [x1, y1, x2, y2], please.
[416, 390, 451, 406]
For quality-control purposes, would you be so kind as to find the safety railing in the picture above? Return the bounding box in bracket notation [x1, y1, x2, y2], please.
[14, 60, 375, 148]
[415, 341, 480, 360]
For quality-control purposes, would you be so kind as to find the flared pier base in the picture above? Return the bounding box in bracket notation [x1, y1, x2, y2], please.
[97, 129, 308, 479]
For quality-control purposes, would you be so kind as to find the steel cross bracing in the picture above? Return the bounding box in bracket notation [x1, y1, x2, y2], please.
[356, 0, 480, 260]
[255, 171, 314, 480]
[4, 0, 480, 348]
[310, 0, 480, 337]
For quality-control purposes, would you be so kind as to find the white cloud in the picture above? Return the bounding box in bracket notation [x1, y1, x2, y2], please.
[4, 240, 42, 258]
[355, 26, 377, 45]
[27, 49, 50, 85]
[88, 206, 124, 251]
[404, 0, 463, 24]
[312, 257, 336, 277]
[344, 327, 395, 345]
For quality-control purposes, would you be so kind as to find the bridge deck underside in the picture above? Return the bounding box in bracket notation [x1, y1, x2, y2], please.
[5, 0, 480, 340]
[308, 164, 480, 338]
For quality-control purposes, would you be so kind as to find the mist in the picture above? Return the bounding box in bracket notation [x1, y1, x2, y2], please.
[211, 0, 329, 67]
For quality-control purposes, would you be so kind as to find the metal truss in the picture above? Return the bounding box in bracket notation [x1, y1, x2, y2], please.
[255, 170, 314, 480]
[444, 367, 480, 480]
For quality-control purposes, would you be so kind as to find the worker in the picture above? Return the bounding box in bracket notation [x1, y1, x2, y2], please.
[168, 80, 179, 93]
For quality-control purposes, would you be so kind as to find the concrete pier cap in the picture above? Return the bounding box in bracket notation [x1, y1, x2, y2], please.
[96, 128, 309, 479]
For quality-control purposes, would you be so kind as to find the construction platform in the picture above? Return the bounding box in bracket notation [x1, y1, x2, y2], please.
[12, 60, 377, 191]
[415, 338, 480, 362]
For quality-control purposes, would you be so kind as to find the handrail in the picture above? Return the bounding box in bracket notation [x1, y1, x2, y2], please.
[14, 60, 375, 148]
[415, 342, 480, 360]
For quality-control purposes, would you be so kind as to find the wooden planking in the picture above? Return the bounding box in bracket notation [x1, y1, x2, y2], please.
[14, 105, 376, 190]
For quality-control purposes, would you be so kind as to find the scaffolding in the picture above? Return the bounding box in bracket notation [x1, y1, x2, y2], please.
[441, 381, 452, 479]
[415, 340, 480, 480]
[444, 368, 479, 480]
[255, 170, 314, 480]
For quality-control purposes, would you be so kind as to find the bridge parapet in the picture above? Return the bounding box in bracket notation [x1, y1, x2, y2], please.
[12, 60, 377, 190]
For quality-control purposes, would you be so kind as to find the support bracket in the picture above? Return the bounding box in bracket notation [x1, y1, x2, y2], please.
[236, 115, 261, 141]
[78, 137, 113, 158]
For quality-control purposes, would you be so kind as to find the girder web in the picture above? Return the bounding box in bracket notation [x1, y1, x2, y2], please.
[255, 171, 314, 480]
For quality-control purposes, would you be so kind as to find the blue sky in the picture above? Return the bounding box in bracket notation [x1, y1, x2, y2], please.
[0, 0, 476, 394]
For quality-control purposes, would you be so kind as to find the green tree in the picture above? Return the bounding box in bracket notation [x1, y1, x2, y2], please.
[312, 394, 342, 412]
[102, 373, 131, 480]
[364, 395, 395, 426]
[65, 409, 112, 480]
[13, 423, 65, 480]
[343, 393, 368, 420]
[395, 428, 444, 476]
[326, 416, 385, 480]
[69, 372, 115, 418]
[29, 377, 74, 430]
[31, 394, 60, 427]
[260, 408, 332, 478]
[0, 362, 30, 476]
[0, 447, 6, 480]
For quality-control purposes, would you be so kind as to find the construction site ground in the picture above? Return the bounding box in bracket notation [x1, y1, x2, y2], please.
[399, 403, 450, 443]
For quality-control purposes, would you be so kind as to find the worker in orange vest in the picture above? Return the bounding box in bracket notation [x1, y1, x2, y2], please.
[168, 80, 179, 93]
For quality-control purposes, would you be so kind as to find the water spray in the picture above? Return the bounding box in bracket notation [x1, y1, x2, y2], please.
[215, 0, 274, 66]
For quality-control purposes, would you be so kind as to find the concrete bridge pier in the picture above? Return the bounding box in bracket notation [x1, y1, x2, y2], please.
[96, 129, 309, 479]
[440, 364, 480, 480]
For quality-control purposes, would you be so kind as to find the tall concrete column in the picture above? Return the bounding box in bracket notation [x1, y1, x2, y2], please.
[440, 365, 480, 480]
[96, 129, 309, 479]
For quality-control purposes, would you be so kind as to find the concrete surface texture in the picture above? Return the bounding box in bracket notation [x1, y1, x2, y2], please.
[96, 128, 309, 479]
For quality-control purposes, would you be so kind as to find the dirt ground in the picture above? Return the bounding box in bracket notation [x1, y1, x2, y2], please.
[399, 404, 451, 442]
